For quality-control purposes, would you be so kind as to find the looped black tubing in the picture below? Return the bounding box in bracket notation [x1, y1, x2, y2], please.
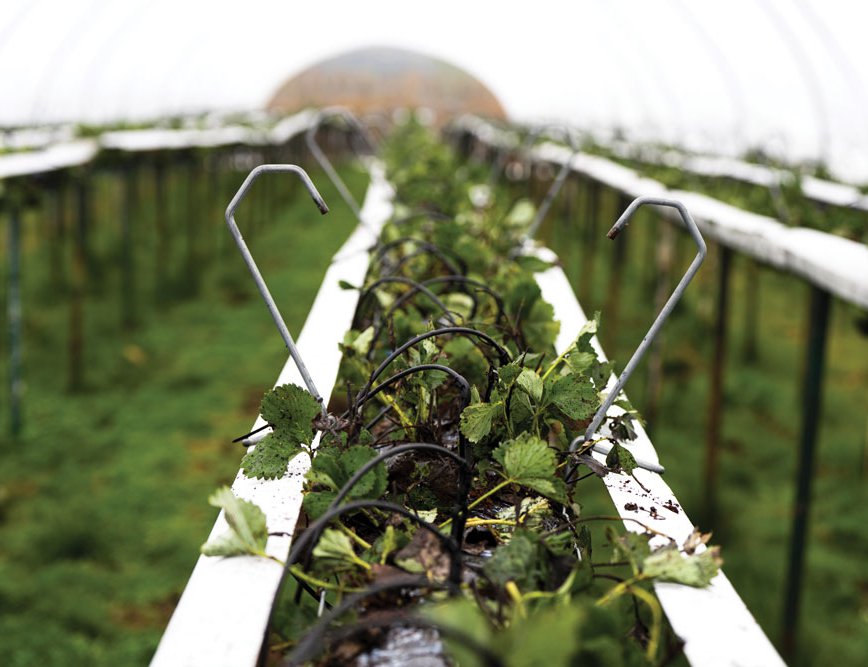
[372, 236, 467, 276]
[358, 327, 511, 406]
[328, 442, 471, 510]
[284, 606, 504, 667]
[281, 577, 447, 666]
[356, 276, 458, 327]
[286, 499, 462, 586]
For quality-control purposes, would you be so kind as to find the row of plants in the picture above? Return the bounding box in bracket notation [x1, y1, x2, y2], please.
[202, 118, 721, 666]
[579, 141, 868, 244]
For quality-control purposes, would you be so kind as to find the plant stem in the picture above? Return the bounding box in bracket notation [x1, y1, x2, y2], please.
[575, 515, 674, 540]
[464, 517, 517, 528]
[288, 565, 365, 593]
[337, 520, 372, 550]
[541, 345, 573, 382]
[439, 478, 513, 529]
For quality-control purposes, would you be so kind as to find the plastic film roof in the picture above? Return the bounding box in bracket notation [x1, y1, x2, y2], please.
[1, 0, 867, 181]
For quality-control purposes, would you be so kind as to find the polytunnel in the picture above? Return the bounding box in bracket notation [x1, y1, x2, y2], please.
[0, 2, 866, 667]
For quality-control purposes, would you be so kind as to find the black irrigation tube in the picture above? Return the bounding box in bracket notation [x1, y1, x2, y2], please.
[371, 236, 467, 276]
[285, 610, 505, 667]
[358, 327, 511, 407]
[365, 283, 507, 364]
[356, 276, 459, 328]
[285, 499, 463, 586]
[282, 577, 439, 665]
[386, 275, 506, 326]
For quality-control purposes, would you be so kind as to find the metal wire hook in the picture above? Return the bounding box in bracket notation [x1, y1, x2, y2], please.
[569, 196, 707, 473]
[225, 164, 329, 414]
[306, 107, 376, 223]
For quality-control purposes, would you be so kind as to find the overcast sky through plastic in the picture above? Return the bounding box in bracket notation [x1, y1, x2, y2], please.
[2, 0, 868, 180]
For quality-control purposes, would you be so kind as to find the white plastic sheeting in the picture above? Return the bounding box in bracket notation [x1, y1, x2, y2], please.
[1, 0, 868, 180]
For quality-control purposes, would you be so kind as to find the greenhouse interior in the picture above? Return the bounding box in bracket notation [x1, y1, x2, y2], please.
[0, 1, 866, 666]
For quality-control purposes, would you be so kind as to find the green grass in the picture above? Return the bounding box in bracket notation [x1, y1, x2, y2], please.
[541, 176, 868, 666]
[0, 161, 368, 666]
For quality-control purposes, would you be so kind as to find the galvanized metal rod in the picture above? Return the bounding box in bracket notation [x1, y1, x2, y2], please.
[570, 196, 707, 474]
[305, 107, 373, 223]
[225, 164, 329, 413]
[782, 285, 831, 660]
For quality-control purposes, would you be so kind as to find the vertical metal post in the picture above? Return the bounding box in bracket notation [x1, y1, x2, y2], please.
[121, 163, 136, 330]
[49, 178, 65, 289]
[704, 244, 731, 526]
[154, 157, 168, 300]
[7, 203, 22, 436]
[743, 259, 760, 361]
[69, 175, 88, 392]
[781, 285, 831, 660]
[580, 178, 599, 306]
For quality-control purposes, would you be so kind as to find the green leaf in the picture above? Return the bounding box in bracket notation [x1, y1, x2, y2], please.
[516, 368, 543, 402]
[341, 446, 388, 498]
[494, 433, 556, 480]
[201, 487, 268, 557]
[565, 351, 597, 374]
[241, 433, 304, 480]
[484, 529, 547, 588]
[523, 300, 560, 351]
[460, 402, 500, 443]
[338, 280, 357, 290]
[642, 544, 722, 587]
[301, 490, 337, 520]
[493, 433, 569, 504]
[548, 373, 598, 420]
[605, 442, 638, 475]
[351, 326, 375, 355]
[259, 384, 320, 445]
[312, 529, 361, 570]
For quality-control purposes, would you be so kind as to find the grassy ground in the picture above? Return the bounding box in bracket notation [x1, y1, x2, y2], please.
[541, 176, 868, 666]
[0, 162, 367, 666]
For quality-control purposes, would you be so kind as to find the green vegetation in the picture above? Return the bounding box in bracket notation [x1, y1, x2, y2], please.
[0, 161, 367, 666]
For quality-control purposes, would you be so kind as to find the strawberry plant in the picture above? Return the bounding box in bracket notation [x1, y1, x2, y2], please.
[203, 118, 720, 666]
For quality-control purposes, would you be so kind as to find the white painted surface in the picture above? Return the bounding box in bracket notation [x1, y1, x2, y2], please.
[0, 140, 98, 179]
[532, 245, 785, 667]
[150, 166, 392, 667]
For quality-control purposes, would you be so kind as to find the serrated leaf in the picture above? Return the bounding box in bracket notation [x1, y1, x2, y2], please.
[302, 490, 337, 520]
[460, 402, 500, 443]
[241, 433, 304, 479]
[342, 446, 388, 499]
[523, 300, 560, 351]
[493, 434, 569, 504]
[497, 361, 522, 387]
[516, 368, 543, 402]
[548, 373, 598, 420]
[312, 528, 360, 570]
[259, 384, 320, 445]
[201, 487, 268, 557]
[605, 442, 637, 474]
[494, 433, 556, 480]
[565, 351, 597, 374]
[484, 529, 547, 588]
[351, 326, 375, 355]
[642, 544, 722, 587]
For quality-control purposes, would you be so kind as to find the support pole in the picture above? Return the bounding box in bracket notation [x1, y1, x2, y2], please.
[781, 285, 831, 659]
[703, 244, 732, 526]
[7, 203, 22, 436]
[121, 163, 137, 329]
